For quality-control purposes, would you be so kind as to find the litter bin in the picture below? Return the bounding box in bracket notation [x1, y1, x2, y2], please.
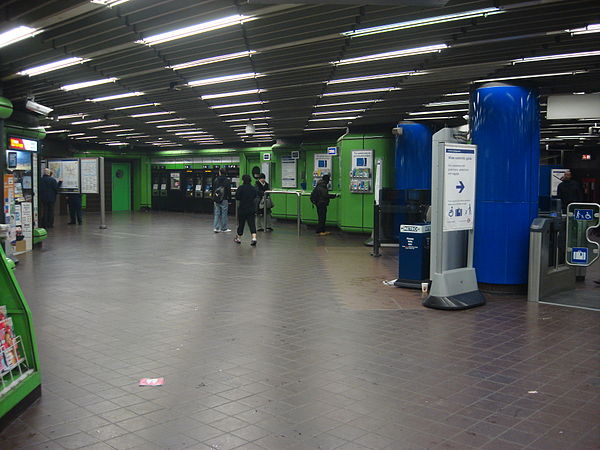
[395, 223, 430, 289]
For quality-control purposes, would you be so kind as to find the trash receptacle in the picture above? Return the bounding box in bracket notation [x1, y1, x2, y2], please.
[395, 223, 430, 289]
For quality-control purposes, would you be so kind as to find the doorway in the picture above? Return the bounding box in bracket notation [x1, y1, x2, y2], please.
[111, 162, 131, 211]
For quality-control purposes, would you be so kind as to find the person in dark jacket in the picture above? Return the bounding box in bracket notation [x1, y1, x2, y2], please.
[313, 174, 336, 235]
[234, 174, 258, 246]
[212, 168, 231, 233]
[557, 170, 584, 213]
[39, 168, 62, 229]
[67, 193, 83, 225]
[255, 173, 273, 232]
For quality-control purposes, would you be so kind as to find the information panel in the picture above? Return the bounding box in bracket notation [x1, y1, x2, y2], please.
[80, 158, 99, 194]
[443, 144, 477, 232]
[47, 159, 80, 191]
[281, 157, 297, 188]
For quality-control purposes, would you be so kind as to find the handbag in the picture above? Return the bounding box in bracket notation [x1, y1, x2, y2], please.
[259, 196, 274, 210]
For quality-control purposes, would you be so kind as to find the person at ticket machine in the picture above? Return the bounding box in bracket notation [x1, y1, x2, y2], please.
[40, 168, 62, 229]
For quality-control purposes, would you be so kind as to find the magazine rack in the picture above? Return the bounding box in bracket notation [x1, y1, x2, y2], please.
[0, 245, 41, 429]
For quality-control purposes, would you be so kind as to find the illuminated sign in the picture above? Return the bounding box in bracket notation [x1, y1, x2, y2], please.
[8, 137, 38, 152]
[582, 154, 591, 160]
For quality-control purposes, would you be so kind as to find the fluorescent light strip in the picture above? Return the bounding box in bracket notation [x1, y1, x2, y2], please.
[323, 87, 400, 96]
[231, 123, 269, 127]
[408, 109, 468, 115]
[165, 128, 203, 132]
[443, 92, 469, 96]
[223, 117, 271, 123]
[57, 113, 86, 120]
[104, 142, 128, 146]
[130, 111, 175, 118]
[67, 133, 85, 137]
[342, 7, 503, 37]
[556, 135, 596, 139]
[169, 51, 256, 70]
[116, 133, 143, 136]
[137, 14, 256, 46]
[328, 71, 424, 84]
[313, 109, 365, 115]
[18, 57, 89, 77]
[188, 72, 263, 87]
[426, 100, 469, 107]
[316, 100, 382, 108]
[309, 116, 359, 121]
[74, 135, 98, 140]
[474, 71, 588, 83]
[61, 77, 117, 91]
[146, 118, 186, 124]
[408, 116, 457, 120]
[175, 131, 207, 135]
[111, 103, 160, 110]
[201, 89, 266, 100]
[0, 26, 42, 49]
[513, 50, 600, 63]
[89, 124, 120, 129]
[155, 123, 195, 128]
[45, 129, 70, 134]
[218, 109, 269, 117]
[70, 119, 104, 125]
[103, 128, 134, 133]
[89, 92, 144, 102]
[211, 101, 265, 109]
[304, 127, 347, 131]
[565, 23, 600, 35]
[334, 44, 447, 66]
[91, 0, 132, 6]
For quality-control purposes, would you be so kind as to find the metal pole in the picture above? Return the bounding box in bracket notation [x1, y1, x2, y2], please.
[297, 192, 301, 237]
[371, 202, 381, 257]
[99, 157, 107, 229]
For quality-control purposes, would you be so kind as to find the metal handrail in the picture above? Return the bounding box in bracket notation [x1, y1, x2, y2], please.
[263, 190, 302, 236]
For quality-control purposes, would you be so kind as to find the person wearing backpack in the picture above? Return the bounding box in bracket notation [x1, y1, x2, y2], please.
[310, 174, 336, 236]
[212, 168, 231, 233]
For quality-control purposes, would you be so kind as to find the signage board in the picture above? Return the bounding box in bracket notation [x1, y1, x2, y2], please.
[327, 146, 338, 156]
[47, 159, 80, 191]
[263, 153, 271, 161]
[551, 168, 568, 197]
[566, 202, 600, 267]
[281, 157, 297, 188]
[400, 224, 431, 233]
[80, 158, 99, 194]
[443, 144, 477, 232]
[8, 137, 37, 152]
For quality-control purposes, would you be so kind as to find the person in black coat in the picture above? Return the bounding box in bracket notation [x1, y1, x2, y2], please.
[67, 193, 83, 225]
[313, 174, 337, 235]
[39, 168, 62, 229]
[234, 174, 258, 246]
[255, 173, 273, 232]
[557, 171, 584, 213]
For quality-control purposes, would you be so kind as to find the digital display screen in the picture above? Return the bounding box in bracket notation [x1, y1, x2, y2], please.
[8, 152, 17, 168]
[318, 160, 327, 168]
[356, 157, 367, 167]
[6, 150, 31, 170]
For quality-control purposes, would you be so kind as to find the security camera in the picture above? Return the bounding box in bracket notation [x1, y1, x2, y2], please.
[391, 127, 403, 136]
[26, 100, 53, 116]
[245, 123, 255, 135]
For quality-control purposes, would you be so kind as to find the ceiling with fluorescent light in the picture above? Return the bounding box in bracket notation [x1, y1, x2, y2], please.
[0, 0, 598, 149]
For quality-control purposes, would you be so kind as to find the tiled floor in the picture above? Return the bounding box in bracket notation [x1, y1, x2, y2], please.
[1, 212, 599, 450]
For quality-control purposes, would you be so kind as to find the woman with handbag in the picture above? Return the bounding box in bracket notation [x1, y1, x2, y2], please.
[256, 173, 274, 232]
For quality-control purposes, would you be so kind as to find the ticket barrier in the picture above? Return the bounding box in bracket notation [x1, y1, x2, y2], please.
[528, 216, 575, 302]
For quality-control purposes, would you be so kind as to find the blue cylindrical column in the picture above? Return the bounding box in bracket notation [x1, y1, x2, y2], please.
[395, 122, 432, 190]
[471, 84, 540, 285]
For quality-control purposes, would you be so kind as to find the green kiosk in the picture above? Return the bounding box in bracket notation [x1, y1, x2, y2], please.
[0, 243, 41, 429]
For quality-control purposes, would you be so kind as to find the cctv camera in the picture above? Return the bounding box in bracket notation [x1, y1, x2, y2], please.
[392, 127, 403, 136]
[245, 123, 256, 135]
[26, 100, 53, 116]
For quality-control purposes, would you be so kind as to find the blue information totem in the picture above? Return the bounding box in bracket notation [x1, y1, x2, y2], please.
[396, 224, 431, 289]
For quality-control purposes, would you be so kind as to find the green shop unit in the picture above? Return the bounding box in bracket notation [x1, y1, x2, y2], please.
[0, 245, 42, 430]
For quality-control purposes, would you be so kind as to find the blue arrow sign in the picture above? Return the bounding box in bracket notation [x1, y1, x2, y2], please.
[456, 181, 465, 193]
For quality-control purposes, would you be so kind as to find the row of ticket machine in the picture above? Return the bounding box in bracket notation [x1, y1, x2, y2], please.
[151, 165, 240, 213]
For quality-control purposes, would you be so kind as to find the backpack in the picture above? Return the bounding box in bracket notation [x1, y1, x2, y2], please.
[214, 185, 225, 203]
[310, 186, 320, 205]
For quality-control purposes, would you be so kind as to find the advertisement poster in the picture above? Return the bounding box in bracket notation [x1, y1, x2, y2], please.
[3, 175, 16, 256]
[551, 168, 568, 197]
[170, 172, 180, 190]
[80, 158, 99, 194]
[281, 157, 297, 188]
[21, 202, 33, 252]
[443, 144, 477, 232]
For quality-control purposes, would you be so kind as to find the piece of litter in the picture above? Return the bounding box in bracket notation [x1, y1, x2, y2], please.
[527, 390, 538, 394]
[383, 279, 397, 286]
[139, 377, 164, 386]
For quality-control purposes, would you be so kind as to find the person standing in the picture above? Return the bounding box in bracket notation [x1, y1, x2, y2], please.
[212, 168, 231, 233]
[234, 175, 258, 246]
[311, 174, 336, 236]
[557, 170, 584, 213]
[67, 193, 83, 225]
[39, 168, 62, 229]
[255, 173, 273, 232]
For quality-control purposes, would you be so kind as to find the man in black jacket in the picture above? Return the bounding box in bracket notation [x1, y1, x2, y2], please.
[313, 174, 336, 236]
[40, 168, 62, 229]
[212, 168, 231, 233]
[557, 170, 584, 213]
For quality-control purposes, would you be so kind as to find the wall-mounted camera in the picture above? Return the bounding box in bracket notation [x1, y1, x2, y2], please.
[391, 127, 403, 136]
[26, 100, 53, 116]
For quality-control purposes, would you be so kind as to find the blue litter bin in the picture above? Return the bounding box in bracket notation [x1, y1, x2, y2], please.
[395, 223, 431, 289]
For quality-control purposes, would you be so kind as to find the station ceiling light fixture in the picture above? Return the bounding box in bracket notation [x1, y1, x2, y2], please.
[513, 50, 600, 63]
[313, 109, 365, 115]
[111, 103, 160, 110]
[201, 89, 266, 100]
[210, 101, 265, 109]
[89, 124, 120, 129]
[103, 128, 134, 133]
[333, 44, 447, 66]
[309, 116, 360, 121]
[91, 0, 132, 7]
[474, 70, 588, 83]
[74, 135, 98, 139]
[565, 23, 600, 35]
[70, 118, 104, 125]
[130, 111, 175, 118]
[327, 71, 425, 84]
[61, 77, 117, 91]
[145, 118, 186, 124]
[188, 72, 263, 87]
[136, 14, 256, 46]
[67, 133, 85, 137]
[0, 25, 42, 49]
[224, 117, 271, 122]
[45, 129, 70, 134]
[407, 116, 457, 120]
[342, 7, 504, 38]
[409, 109, 468, 115]
[89, 91, 143, 102]
[304, 127, 347, 131]
[57, 113, 86, 120]
[425, 100, 469, 107]
[443, 92, 469, 96]
[18, 57, 90, 76]
[155, 123, 195, 128]
[323, 87, 400, 96]
[169, 51, 256, 70]
[316, 100, 382, 108]
[217, 109, 269, 117]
